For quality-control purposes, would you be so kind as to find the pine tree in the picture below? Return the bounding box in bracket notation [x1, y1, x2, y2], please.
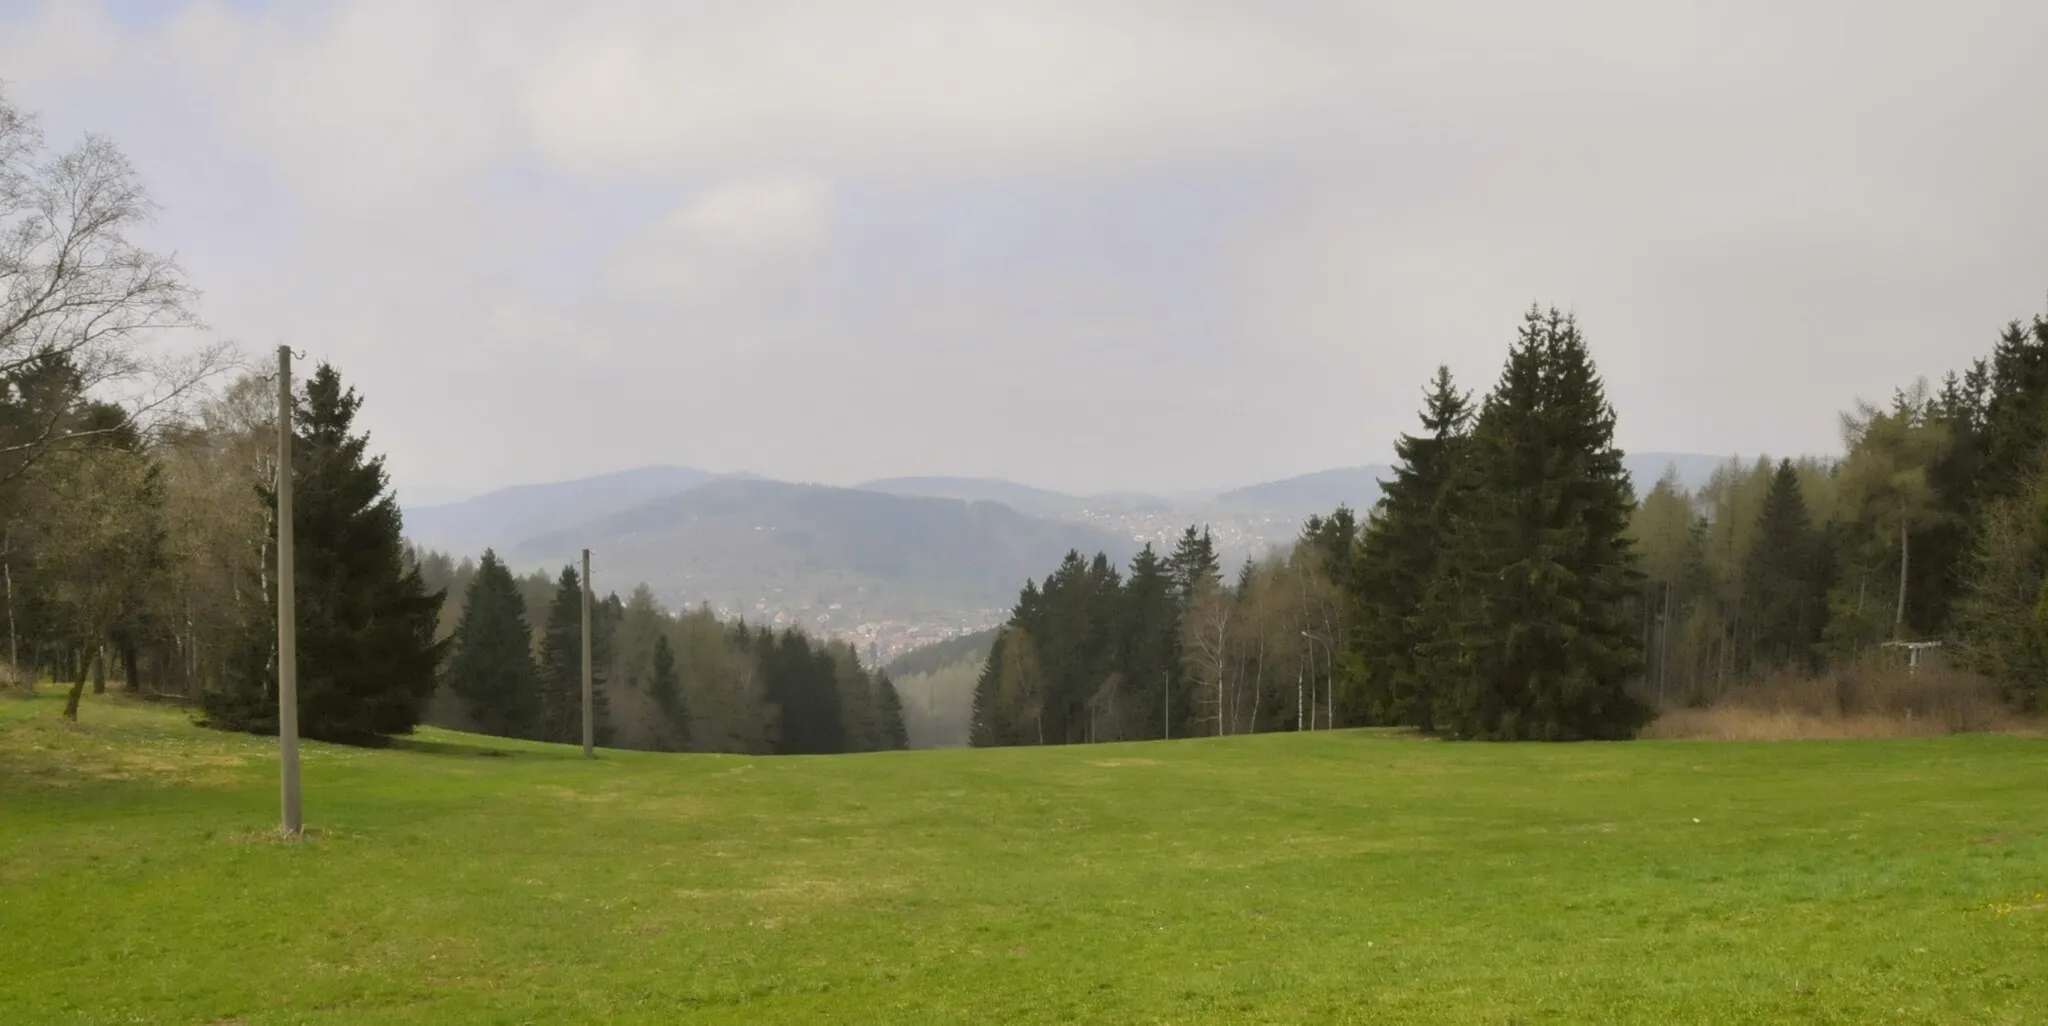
[1121, 544, 1182, 739]
[445, 549, 539, 738]
[1424, 307, 1648, 740]
[1167, 526, 1221, 608]
[1743, 460, 1824, 671]
[535, 564, 610, 746]
[648, 632, 687, 746]
[201, 364, 444, 743]
[1350, 365, 1472, 732]
[764, 628, 844, 754]
[874, 670, 909, 749]
[969, 628, 1008, 747]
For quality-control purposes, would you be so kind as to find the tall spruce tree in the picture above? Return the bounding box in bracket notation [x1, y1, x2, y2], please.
[764, 627, 845, 754]
[1167, 526, 1221, 608]
[874, 670, 910, 750]
[1423, 307, 1648, 740]
[973, 579, 1043, 746]
[1350, 365, 1472, 732]
[1743, 460, 1825, 671]
[534, 564, 611, 746]
[1121, 544, 1183, 739]
[200, 364, 444, 743]
[445, 549, 539, 738]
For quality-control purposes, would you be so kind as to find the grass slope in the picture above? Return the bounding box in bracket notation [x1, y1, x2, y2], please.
[4, 694, 2045, 1024]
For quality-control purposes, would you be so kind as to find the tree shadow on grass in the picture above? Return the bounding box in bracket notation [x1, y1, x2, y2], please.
[386, 736, 526, 759]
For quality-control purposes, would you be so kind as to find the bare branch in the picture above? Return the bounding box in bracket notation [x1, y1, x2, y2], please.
[1, 87, 209, 489]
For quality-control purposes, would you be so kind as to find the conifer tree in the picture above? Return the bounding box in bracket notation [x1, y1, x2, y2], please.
[1167, 526, 1221, 608]
[535, 564, 611, 746]
[445, 549, 539, 738]
[874, 670, 909, 750]
[1423, 307, 1648, 740]
[969, 628, 1008, 747]
[1743, 460, 1824, 671]
[648, 632, 687, 746]
[765, 628, 844, 754]
[1121, 544, 1182, 738]
[201, 364, 444, 743]
[1350, 365, 1472, 731]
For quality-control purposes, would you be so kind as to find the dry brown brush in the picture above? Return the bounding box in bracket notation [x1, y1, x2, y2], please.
[1642, 652, 2034, 740]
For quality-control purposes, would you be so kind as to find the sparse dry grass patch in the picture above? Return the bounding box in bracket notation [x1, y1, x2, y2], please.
[1644, 653, 2038, 740]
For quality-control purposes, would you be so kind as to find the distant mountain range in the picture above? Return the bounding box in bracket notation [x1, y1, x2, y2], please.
[502, 479, 1132, 622]
[400, 452, 1739, 629]
[403, 465, 758, 557]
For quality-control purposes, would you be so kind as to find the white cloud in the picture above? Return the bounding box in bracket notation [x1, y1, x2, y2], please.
[518, 2, 1350, 178]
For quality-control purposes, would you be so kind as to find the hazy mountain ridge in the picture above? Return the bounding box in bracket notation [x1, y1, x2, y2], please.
[401, 452, 1742, 636]
[855, 477, 1171, 517]
[883, 628, 999, 679]
[507, 480, 1135, 623]
[402, 465, 758, 557]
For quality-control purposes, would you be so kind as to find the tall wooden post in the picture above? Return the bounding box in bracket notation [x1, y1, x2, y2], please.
[276, 346, 301, 835]
[581, 548, 594, 759]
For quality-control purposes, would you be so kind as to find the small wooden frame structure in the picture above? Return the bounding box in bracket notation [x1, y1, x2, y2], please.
[1879, 640, 1943, 675]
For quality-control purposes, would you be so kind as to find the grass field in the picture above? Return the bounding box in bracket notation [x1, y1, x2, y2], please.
[3, 693, 2045, 1024]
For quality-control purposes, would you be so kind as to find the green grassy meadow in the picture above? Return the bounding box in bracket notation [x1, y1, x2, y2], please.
[3, 693, 2045, 1024]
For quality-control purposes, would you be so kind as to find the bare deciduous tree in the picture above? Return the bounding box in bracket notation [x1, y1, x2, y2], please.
[1, 87, 228, 489]
[1180, 579, 1234, 736]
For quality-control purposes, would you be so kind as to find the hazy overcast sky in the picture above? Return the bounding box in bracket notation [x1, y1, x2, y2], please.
[4, 0, 2045, 503]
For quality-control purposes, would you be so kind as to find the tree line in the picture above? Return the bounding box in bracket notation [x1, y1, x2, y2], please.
[410, 548, 907, 754]
[973, 302, 2048, 746]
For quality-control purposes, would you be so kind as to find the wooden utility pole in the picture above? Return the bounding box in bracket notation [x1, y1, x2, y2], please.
[581, 548, 594, 759]
[276, 345, 302, 835]
[4, 522, 17, 691]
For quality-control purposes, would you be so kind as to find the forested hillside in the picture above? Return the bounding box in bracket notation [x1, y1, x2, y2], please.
[882, 629, 997, 748]
[401, 465, 751, 556]
[408, 551, 907, 755]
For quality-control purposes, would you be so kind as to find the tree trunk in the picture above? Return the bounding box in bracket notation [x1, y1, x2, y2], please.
[122, 640, 141, 694]
[1894, 516, 1909, 639]
[3, 524, 15, 688]
[92, 645, 107, 695]
[1659, 583, 1673, 707]
[1296, 655, 1305, 733]
[62, 656, 87, 720]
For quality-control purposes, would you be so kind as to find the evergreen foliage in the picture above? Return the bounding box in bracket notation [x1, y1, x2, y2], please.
[200, 364, 444, 744]
[534, 565, 611, 746]
[1350, 365, 1472, 731]
[444, 549, 538, 738]
[875, 671, 909, 749]
[1418, 307, 1647, 739]
[1742, 460, 1826, 672]
[648, 633, 687, 744]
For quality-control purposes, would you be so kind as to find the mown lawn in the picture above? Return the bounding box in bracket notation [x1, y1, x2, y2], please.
[2, 693, 2044, 1024]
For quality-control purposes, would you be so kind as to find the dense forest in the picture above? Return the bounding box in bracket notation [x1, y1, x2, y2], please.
[972, 303, 2048, 745]
[407, 549, 907, 754]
